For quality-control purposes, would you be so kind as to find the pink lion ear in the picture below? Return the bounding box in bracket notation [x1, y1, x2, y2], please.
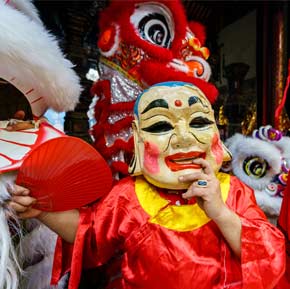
[188, 21, 207, 46]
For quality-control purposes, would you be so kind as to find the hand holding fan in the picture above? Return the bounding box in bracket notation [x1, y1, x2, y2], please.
[16, 136, 113, 211]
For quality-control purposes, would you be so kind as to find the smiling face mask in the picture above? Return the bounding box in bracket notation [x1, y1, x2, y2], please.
[129, 82, 229, 189]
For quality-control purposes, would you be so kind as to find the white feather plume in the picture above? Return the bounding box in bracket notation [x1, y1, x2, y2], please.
[0, 172, 21, 289]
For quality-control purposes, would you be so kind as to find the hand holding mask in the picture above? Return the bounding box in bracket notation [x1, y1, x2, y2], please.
[129, 81, 232, 220]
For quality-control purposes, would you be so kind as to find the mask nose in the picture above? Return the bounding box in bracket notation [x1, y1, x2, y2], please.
[171, 120, 195, 149]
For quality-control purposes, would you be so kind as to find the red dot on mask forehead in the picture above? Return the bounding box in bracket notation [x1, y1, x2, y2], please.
[174, 99, 182, 107]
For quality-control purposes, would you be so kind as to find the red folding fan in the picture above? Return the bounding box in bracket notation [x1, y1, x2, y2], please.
[16, 136, 113, 211]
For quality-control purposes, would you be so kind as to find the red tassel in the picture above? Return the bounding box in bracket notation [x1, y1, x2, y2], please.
[275, 59, 290, 127]
[94, 136, 134, 158]
[110, 101, 135, 112]
[111, 161, 129, 175]
[102, 116, 134, 134]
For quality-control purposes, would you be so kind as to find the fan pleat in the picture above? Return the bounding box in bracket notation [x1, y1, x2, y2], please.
[16, 137, 113, 211]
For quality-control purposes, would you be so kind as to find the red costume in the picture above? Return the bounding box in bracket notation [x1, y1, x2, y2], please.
[275, 60, 290, 289]
[52, 173, 285, 289]
[88, 0, 216, 177]
[276, 176, 290, 288]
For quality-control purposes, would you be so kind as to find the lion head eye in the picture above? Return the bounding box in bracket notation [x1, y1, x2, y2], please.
[130, 3, 174, 48]
[243, 156, 269, 178]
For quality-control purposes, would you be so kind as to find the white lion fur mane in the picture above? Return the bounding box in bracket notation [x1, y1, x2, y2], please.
[0, 172, 20, 289]
[0, 173, 66, 289]
[0, 0, 81, 114]
[226, 133, 281, 190]
[225, 133, 286, 224]
[4, 0, 42, 25]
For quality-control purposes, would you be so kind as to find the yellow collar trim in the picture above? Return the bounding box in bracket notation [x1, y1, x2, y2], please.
[135, 173, 230, 232]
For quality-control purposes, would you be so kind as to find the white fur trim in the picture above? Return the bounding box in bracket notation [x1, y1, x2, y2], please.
[0, 172, 21, 289]
[0, 1, 81, 117]
[226, 134, 281, 190]
[3, 0, 42, 25]
[0, 171, 63, 289]
[254, 190, 282, 217]
[99, 24, 121, 58]
[18, 222, 65, 289]
[275, 136, 290, 158]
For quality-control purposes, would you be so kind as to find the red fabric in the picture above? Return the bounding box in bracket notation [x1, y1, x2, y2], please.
[275, 59, 290, 127]
[90, 0, 218, 177]
[51, 206, 99, 287]
[276, 177, 290, 288]
[138, 60, 218, 103]
[278, 178, 290, 241]
[90, 79, 134, 175]
[98, 0, 187, 61]
[52, 176, 285, 289]
[51, 238, 73, 284]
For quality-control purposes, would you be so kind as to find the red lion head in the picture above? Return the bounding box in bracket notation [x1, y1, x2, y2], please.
[90, 0, 218, 176]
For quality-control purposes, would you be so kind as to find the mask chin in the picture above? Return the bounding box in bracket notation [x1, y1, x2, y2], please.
[142, 172, 189, 190]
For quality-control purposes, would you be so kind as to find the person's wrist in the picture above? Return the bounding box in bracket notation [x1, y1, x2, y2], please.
[36, 211, 48, 221]
[211, 205, 232, 223]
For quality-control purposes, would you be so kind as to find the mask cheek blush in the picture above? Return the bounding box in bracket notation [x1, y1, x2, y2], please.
[143, 141, 160, 174]
[211, 133, 223, 165]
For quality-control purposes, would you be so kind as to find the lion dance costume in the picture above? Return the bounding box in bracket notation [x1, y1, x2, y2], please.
[0, 1, 81, 289]
[88, 0, 217, 178]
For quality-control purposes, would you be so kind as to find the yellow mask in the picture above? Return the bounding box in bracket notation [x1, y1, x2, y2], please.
[130, 82, 229, 189]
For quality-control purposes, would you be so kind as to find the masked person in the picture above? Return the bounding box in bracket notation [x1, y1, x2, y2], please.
[8, 82, 285, 289]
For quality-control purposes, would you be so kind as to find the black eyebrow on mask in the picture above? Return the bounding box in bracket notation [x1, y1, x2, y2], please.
[188, 95, 204, 106]
[188, 95, 208, 108]
[141, 99, 169, 114]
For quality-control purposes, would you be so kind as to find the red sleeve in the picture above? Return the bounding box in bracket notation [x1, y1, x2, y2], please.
[51, 177, 135, 289]
[229, 177, 286, 289]
[51, 205, 99, 289]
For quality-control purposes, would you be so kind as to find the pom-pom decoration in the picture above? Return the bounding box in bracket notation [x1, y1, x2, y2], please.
[16, 137, 113, 211]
